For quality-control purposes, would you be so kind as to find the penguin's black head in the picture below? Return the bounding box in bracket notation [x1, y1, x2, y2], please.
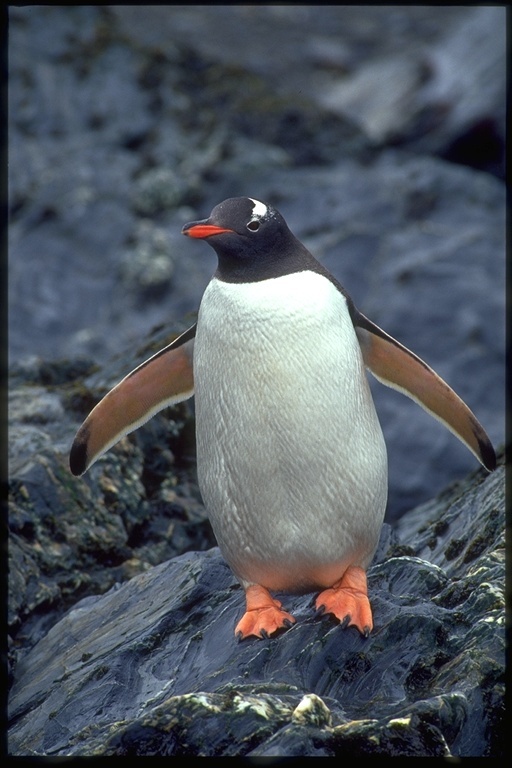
[182, 197, 316, 282]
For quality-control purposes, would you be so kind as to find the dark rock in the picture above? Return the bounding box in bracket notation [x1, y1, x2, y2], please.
[316, 8, 505, 176]
[8, 337, 211, 672]
[8, 455, 504, 757]
[110, 6, 505, 175]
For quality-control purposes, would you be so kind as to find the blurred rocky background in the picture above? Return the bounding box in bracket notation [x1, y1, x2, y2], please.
[8, 6, 505, 757]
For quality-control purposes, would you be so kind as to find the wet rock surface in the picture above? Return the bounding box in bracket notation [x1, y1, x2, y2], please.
[8, 6, 506, 757]
[8, 458, 505, 757]
[8, 332, 208, 663]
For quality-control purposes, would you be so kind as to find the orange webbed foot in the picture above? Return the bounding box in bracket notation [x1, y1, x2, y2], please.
[315, 566, 373, 637]
[236, 584, 296, 640]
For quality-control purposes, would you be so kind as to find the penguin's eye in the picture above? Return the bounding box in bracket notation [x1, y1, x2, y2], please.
[247, 220, 260, 232]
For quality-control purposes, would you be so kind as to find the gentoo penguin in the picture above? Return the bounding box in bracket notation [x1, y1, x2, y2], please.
[69, 197, 496, 640]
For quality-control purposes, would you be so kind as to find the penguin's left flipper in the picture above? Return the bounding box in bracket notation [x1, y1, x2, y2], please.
[69, 325, 196, 477]
[355, 312, 496, 472]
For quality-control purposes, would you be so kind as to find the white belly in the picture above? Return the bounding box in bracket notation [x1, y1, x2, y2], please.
[194, 272, 387, 592]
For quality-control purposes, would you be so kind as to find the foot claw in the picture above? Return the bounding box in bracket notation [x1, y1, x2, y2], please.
[340, 614, 351, 630]
[235, 585, 296, 640]
[315, 566, 373, 637]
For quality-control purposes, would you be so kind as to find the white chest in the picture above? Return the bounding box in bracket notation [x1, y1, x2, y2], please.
[196, 271, 357, 371]
[193, 271, 387, 590]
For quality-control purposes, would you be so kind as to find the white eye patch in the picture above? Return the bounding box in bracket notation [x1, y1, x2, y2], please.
[249, 198, 268, 218]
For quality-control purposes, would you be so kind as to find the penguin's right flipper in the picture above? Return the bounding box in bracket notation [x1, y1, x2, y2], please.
[355, 312, 496, 472]
[69, 325, 196, 476]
